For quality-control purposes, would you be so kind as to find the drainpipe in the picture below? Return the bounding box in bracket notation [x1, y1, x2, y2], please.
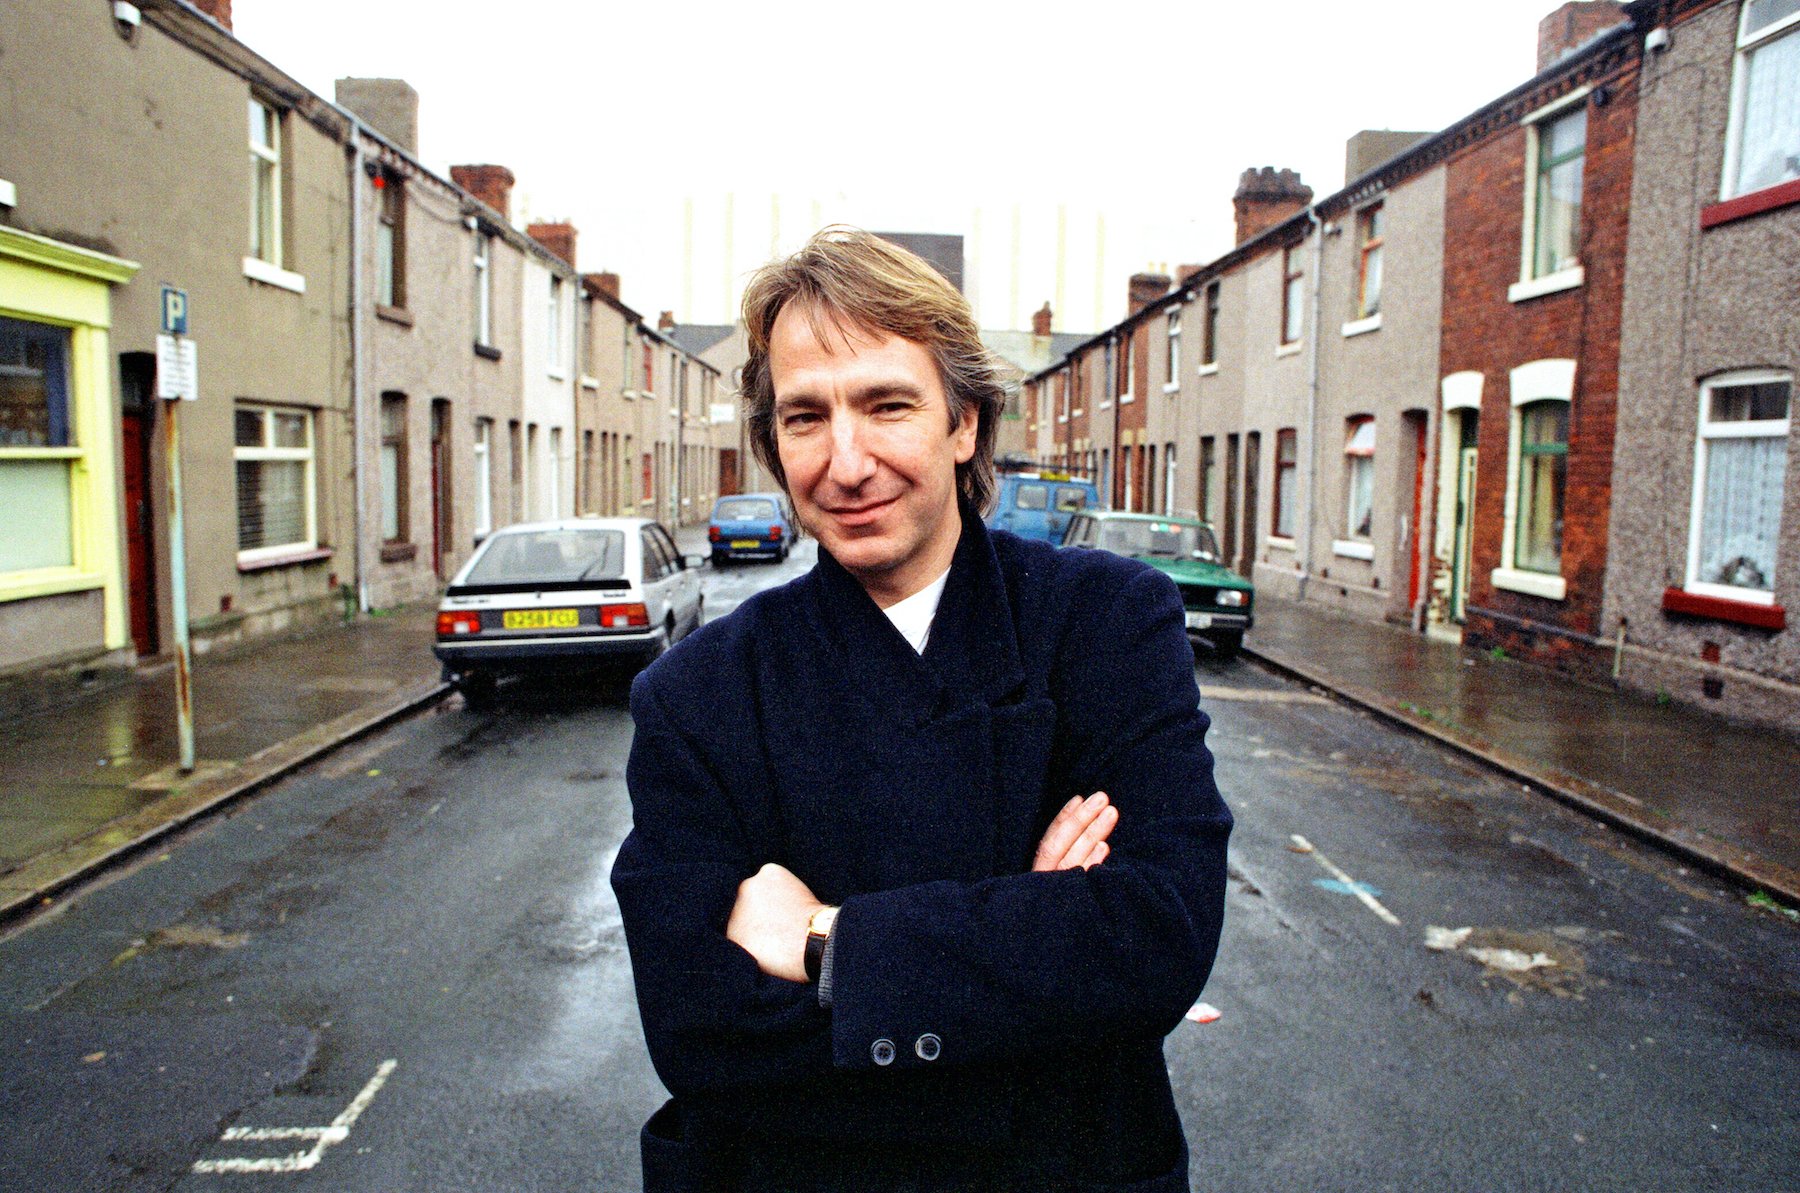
[346, 117, 371, 612]
[1297, 205, 1325, 600]
[1104, 336, 1118, 506]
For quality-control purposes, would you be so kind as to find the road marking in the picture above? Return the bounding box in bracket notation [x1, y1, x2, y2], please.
[1290, 834, 1401, 926]
[191, 1059, 396, 1175]
[1199, 686, 1331, 705]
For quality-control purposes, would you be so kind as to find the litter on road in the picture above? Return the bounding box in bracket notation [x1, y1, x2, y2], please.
[1184, 1001, 1222, 1024]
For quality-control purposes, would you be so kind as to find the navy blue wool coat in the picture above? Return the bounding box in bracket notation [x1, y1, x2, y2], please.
[611, 504, 1232, 1192]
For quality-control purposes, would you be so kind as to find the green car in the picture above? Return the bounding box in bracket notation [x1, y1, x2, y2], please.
[1061, 510, 1254, 657]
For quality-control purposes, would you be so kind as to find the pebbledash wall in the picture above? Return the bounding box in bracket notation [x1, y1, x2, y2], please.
[1604, 0, 1800, 730]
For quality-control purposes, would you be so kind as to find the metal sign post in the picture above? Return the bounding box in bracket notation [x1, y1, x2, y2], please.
[156, 286, 197, 774]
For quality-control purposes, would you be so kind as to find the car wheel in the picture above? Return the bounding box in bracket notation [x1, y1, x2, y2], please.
[779, 542, 790, 562]
[1209, 630, 1243, 660]
[458, 671, 498, 710]
[711, 549, 727, 568]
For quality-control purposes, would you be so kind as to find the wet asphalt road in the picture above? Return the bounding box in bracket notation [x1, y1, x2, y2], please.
[1, 541, 1796, 1192]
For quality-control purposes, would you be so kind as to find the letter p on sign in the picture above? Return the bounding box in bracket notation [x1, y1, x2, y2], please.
[161, 285, 188, 336]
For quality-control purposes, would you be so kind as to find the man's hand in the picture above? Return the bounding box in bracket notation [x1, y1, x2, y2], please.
[1033, 792, 1118, 872]
[726, 862, 824, 982]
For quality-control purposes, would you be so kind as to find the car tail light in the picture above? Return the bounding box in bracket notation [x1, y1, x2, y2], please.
[709, 525, 721, 542]
[768, 525, 781, 540]
[599, 602, 649, 628]
[436, 611, 481, 636]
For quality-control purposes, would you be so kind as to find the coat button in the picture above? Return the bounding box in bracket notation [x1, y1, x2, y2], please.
[914, 1033, 942, 1061]
[871, 1038, 896, 1066]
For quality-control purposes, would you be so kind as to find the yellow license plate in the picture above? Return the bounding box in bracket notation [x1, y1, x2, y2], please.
[503, 608, 578, 630]
[730, 539, 759, 548]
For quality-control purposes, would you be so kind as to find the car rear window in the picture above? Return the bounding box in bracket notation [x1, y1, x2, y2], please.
[467, 529, 626, 583]
[1055, 486, 1089, 512]
[1014, 483, 1049, 511]
[1097, 520, 1220, 561]
[715, 498, 777, 522]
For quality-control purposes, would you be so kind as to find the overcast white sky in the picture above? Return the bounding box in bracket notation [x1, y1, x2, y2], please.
[235, 0, 1579, 331]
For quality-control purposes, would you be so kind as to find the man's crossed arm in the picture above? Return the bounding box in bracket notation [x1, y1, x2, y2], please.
[725, 792, 1119, 983]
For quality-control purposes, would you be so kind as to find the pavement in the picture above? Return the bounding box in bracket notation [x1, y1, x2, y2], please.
[2, 564, 1796, 930]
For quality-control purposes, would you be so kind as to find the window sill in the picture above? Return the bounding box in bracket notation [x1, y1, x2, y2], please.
[1197, 362, 1219, 377]
[1275, 342, 1302, 359]
[1331, 539, 1374, 561]
[547, 368, 568, 382]
[1661, 586, 1786, 630]
[1491, 566, 1566, 601]
[243, 256, 307, 294]
[474, 342, 502, 361]
[580, 374, 600, 391]
[1162, 382, 1181, 395]
[1700, 176, 1800, 230]
[1119, 393, 1135, 405]
[1341, 313, 1382, 338]
[376, 304, 413, 327]
[237, 546, 333, 573]
[380, 541, 417, 564]
[1507, 265, 1583, 304]
[1267, 535, 1296, 552]
[0, 568, 104, 604]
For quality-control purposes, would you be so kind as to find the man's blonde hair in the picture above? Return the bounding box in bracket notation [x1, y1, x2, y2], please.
[739, 227, 1005, 514]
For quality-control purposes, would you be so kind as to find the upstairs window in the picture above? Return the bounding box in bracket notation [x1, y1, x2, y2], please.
[1529, 106, 1586, 279]
[1281, 246, 1304, 344]
[1724, 0, 1800, 198]
[1165, 309, 1181, 382]
[1356, 203, 1385, 317]
[375, 171, 406, 309]
[1202, 281, 1221, 366]
[248, 98, 283, 265]
[473, 232, 493, 346]
[547, 276, 564, 371]
[1687, 370, 1790, 599]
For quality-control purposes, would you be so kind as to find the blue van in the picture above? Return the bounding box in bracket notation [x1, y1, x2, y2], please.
[986, 470, 1101, 544]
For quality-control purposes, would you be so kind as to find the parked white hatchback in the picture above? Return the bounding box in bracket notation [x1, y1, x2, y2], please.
[434, 517, 703, 705]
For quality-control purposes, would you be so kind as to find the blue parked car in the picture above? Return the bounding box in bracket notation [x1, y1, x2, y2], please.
[708, 492, 796, 565]
[986, 470, 1101, 544]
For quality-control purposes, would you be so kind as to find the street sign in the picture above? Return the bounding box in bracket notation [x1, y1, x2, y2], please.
[155, 334, 197, 401]
[160, 285, 188, 335]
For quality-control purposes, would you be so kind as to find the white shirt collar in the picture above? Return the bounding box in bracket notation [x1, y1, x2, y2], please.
[880, 565, 952, 655]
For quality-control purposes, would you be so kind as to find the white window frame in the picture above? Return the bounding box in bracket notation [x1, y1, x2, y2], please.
[548, 426, 564, 519]
[1721, 0, 1800, 200]
[1494, 358, 1576, 601]
[1684, 368, 1791, 603]
[547, 275, 565, 378]
[248, 97, 282, 267]
[1514, 87, 1591, 299]
[473, 417, 493, 536]
[1164, 309, 1182, 393]
[474, 232, 493, 347]
[1120, 333, 1137, 404]
[1343, 415, 1376, 544]
[234, 402, 317, 564]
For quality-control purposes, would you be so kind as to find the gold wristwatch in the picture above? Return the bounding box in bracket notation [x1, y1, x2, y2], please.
[804, 905, 838, 983]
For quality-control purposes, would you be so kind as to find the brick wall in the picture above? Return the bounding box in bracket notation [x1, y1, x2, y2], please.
[1441, 64, 1639, 676]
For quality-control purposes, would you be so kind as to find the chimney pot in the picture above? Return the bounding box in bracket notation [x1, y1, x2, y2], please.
[658, 311, 676, 332]
[1032, 302, 1053, 337]
[1127, 273, 1172, 316]
[1232, 166, 1313, 245]
[526, 221, 578, 269]
[451, 164, 516, 223]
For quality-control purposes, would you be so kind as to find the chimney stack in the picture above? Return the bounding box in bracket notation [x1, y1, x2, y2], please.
[1177, 264, 1205, 286]
[1031, 302, 1053, 338]
[450, 164, 515, 222]
[335, 78, 420, 156]
[190, 0, 232, 29]
[1536, 1, 1628, 72]
[658, 311, 677, 332]
[526, 221, 578, 268]
[1128, 273, 1172, 316]
[583, 272, 621, 301]
[1232, 167, 1313, 245]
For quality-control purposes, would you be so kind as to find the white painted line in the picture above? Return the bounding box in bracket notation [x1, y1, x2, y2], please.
[192, 1059, 396, 1175]
[1289, 834, 1401, 926]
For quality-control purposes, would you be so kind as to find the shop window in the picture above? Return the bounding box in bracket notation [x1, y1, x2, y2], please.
[1686, 370, 1790, 599]
[234, 403, 316, 560]
[1344, 416, 1376, 539]
[1723, 0, 1800, 199]
[0, 317, 75, 571]
[1274, 428, 1298, 539]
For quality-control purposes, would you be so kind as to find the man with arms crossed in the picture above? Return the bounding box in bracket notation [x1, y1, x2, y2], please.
[612, 229, 1231, 1191]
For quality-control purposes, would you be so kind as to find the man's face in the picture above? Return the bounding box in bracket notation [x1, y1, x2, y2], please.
[769, 303, 977, 606]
